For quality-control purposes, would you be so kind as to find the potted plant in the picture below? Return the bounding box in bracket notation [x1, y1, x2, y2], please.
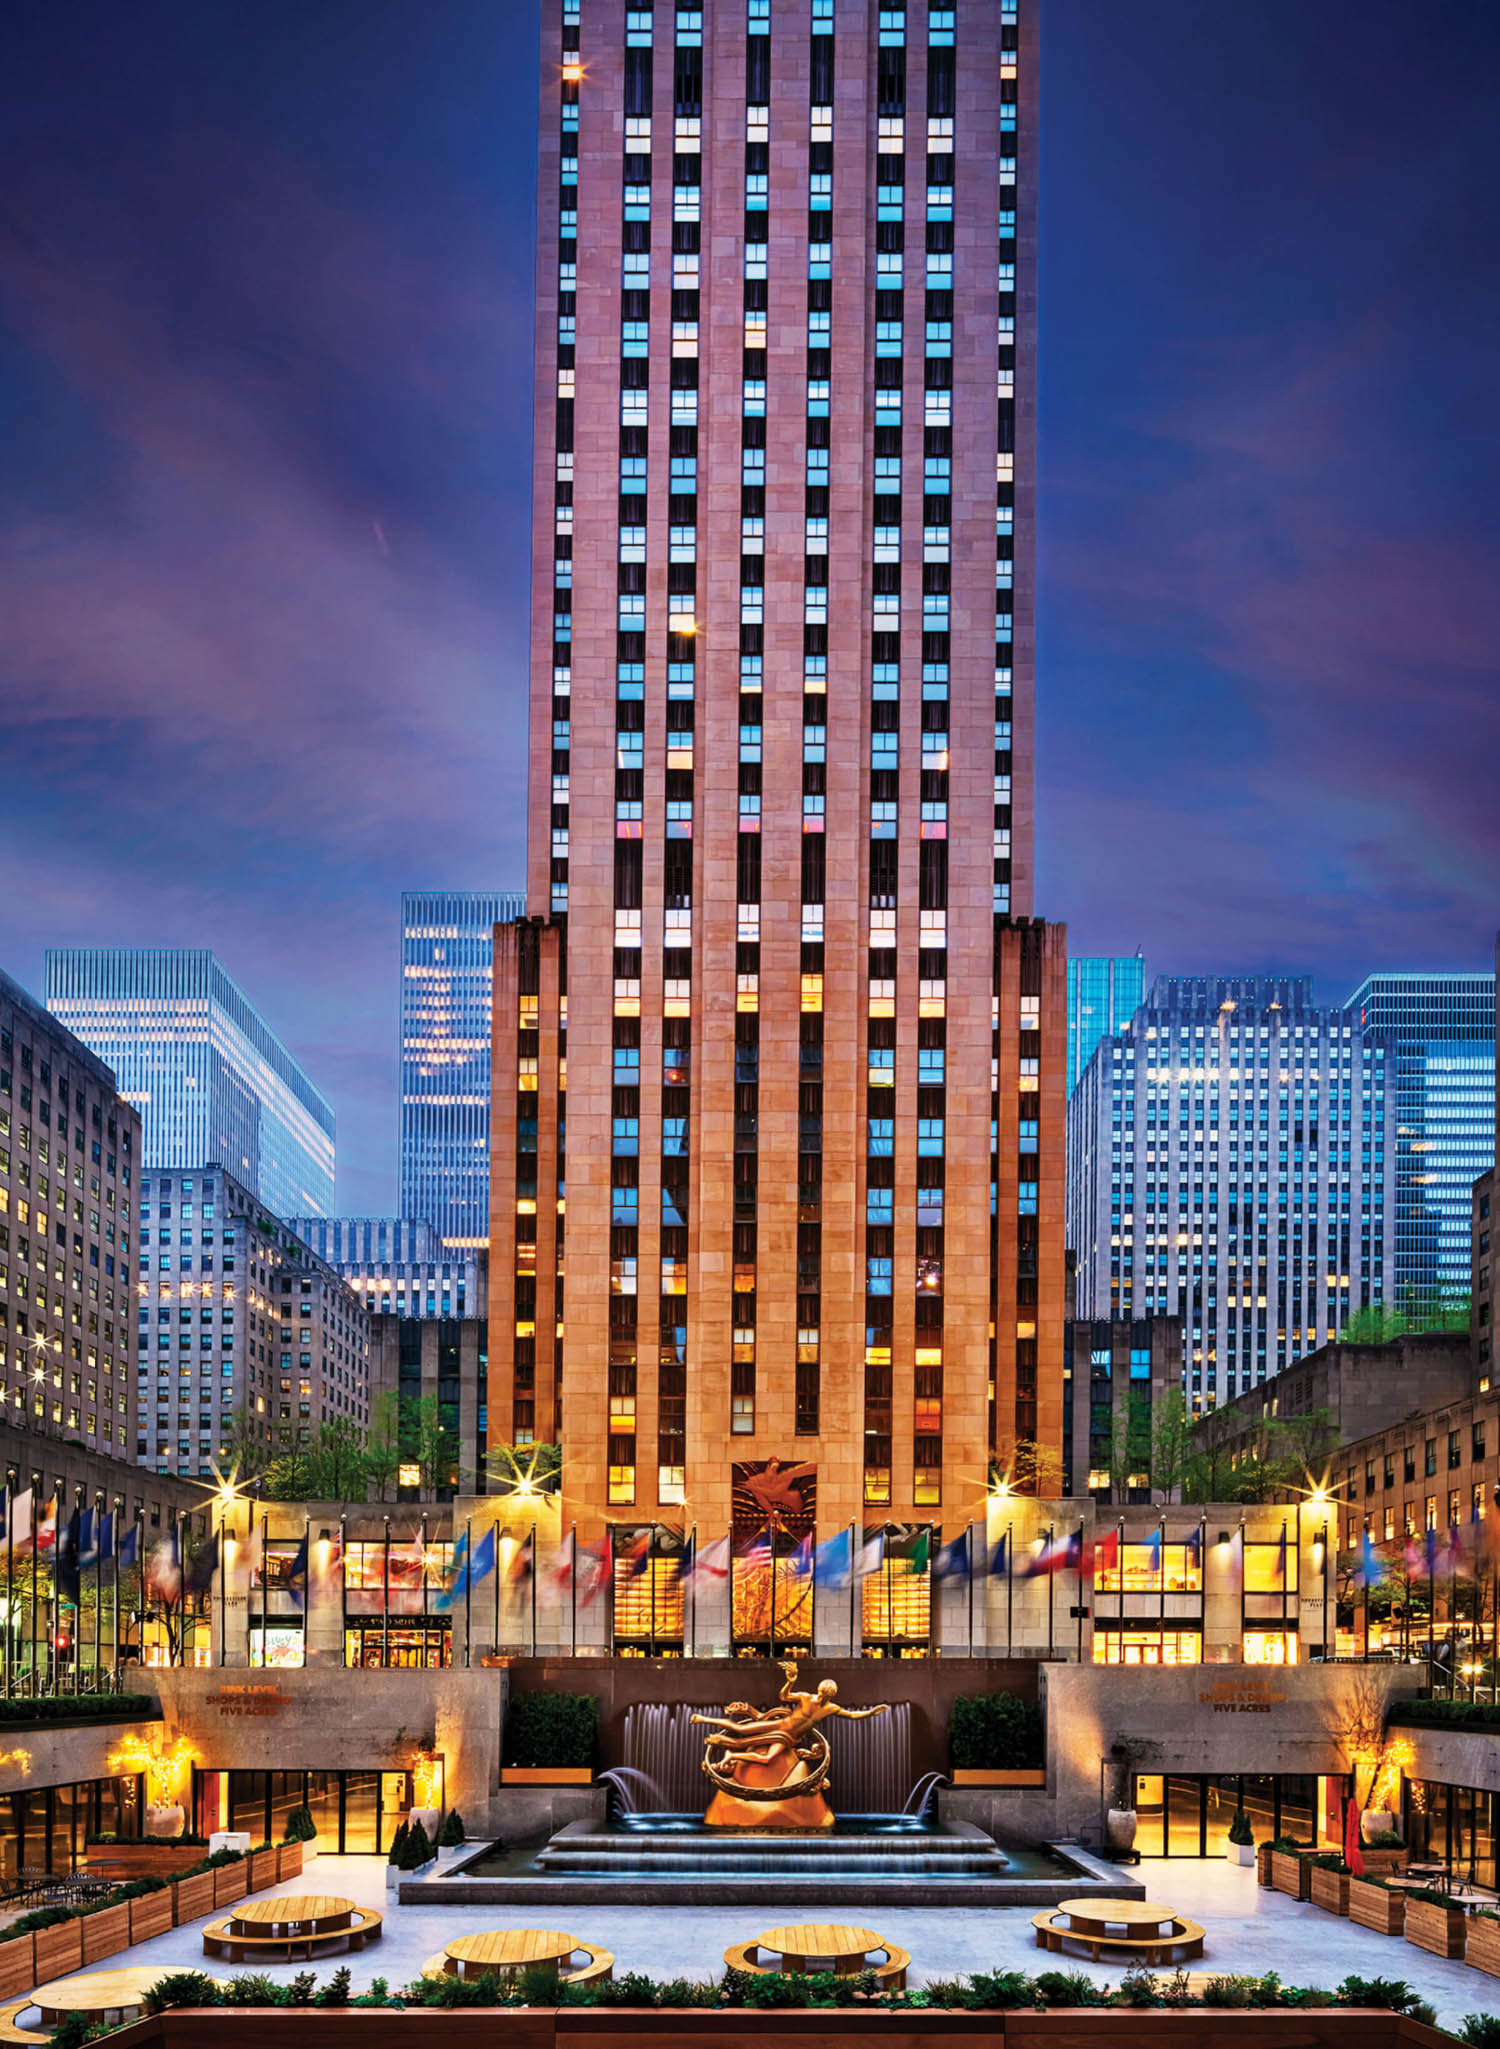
[385, 1822, 410, 1893]
[1269, 1837, 1312, 1899]
[1402, 1886, 1467, 1961]
[436, 1809, 467, 1868]
[396, 1818, 434, 1885]
[1348, 1872, 1404, 1937]
[1226, 1812, 1255, 1868]
[282, 1801, 318, 1864]
[1256, 1838, 1275, 1887]
[1309, 1853, 1351, 1917]
[1467, 1906, 1500, 1977]
[500, 1692, 598, 1784]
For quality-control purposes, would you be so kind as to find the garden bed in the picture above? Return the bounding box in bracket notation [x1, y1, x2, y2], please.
[1401, 1893, 1466, 1961]
[1348, 1877, 1405, 1937]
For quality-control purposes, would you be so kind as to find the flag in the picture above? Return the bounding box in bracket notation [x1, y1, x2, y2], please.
[1404, 1535, 1424, 1578]
[77, 1509, 99, 1571]
[908, 1528, 931, 1575]
[435, 1527, 496, 1611]
[1446, 1523, 1469, 1575]
[616, 1529, 652, 1581]
[740, 1533, 774, 1573]
[1423, 1527, 1439, 1577]
[8, 1489, 33, 1555]
[987, 1530, 1010, 1578]
[577, 1537, 611, 1609]
[35, 1495, 57, 1557]
[1185, 1527, 1203, 1571]
[1095, 1527, 1121, 1574]
[684, 1534, 731, 1586]
[184, 1531, 219, 1596]
[788, 1533, 813, 1578]
[285, 1531, 309, 1609]
[1361, 1531, 1386, 1586]
[117, 1522, 140, 1570]
[505, 1531, 535, 1586]
[547, 1529, 577, 1590]
[1146, 1525, 1164, 1574]
[933, 1530, 971, 1582]
[56, 1511, 81, 1605]
[1276, 1525, 1288, 1584]
[813, 1529, 853, 1591]
[1023, 1531, 1073, 1578]
[853, 1530, 886, 1581]
[146, 1527, 182, 1603]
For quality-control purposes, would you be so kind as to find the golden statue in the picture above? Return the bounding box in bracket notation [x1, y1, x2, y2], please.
[693, 1659, 890, 1829]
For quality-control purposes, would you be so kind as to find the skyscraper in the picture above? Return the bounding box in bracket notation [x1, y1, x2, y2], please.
[1347, 971, 1496, 1309]
[46, 950, 335, 1220]
[1067, 976, 1395, 1411]
[1066, 952, 1145, 1093]
[400, 891, 525, 1249]
[489, 0, 1065, 1589]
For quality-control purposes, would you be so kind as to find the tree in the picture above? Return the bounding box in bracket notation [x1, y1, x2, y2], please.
[364, 1391, 402, 1502]
[992, 1437, 1065, 1497]
[1148, 1388, 1195, 1504]
[1107, 1393, 1153, 1503]
[220, 1407, 268, 1487]
[486, 1440, 562, 1498]
[400, 1394, 459, 1498]
[1343, 1293, 1470, 1343]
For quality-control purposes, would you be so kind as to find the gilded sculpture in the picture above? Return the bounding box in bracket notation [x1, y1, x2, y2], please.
[693, 1658, 890, 1828]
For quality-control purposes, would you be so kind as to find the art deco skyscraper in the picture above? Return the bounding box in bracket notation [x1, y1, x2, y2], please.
[490, 0, 1065, 1568]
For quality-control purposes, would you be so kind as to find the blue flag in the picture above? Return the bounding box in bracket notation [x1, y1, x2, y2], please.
[97, 1511, 116, 1565]
[57, 1511, 81, 1604]
[185, 1531, 219, 1596]
[287, 1531, 310, 1608]
[78, 1509, 99, 1571]
[435, 1527, 496, 1611]
[933, 1529, 971, 1582]
[813, 1529, 853, 1591]
[1361, 1531, 1385, 1586]
[1184, 1527, 1203, 1570]
[117, 1522, 140, 1570]
[1146, 1525, 1163, 1573]
[988, 1531, 1010, 1577]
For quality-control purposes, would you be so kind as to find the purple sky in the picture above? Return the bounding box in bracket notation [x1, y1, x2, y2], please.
[1, 0, 1496, 1211]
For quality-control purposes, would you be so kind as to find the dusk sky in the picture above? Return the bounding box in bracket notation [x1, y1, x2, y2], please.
[1, 1, 1495, 1212]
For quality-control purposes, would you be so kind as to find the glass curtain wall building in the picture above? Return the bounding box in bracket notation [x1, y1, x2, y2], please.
[45, 950, 334, 1220]
[400, 892, 525, 1251]
[1067, 952, 1145, 1094]
[1067, 976, 1396, 1412]
[488, 0, 1067, 1550]
[1347, 973, 1496, 1310]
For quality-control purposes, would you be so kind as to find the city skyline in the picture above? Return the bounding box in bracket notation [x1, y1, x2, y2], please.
[0, 0, 1496, 1214]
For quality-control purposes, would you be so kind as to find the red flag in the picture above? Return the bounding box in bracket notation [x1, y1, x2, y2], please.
[1096, 1528, 1120, 1572]
[1344, 1798, 1365, 1878]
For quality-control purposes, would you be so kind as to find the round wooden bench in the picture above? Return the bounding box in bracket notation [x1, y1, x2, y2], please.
[1033, 1897, 1203, 1965]
[202, 1906, 382, 1963]
[0, 1997, 44, 2044]
[725, 1924, 910, 1990]
[420, 1941, 613, 1986]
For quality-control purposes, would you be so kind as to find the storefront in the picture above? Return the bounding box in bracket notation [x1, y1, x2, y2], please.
[0, 1774, 141, 1883]
[1131, 1771, 1346, 1856]
[1405, 1780, 1498, 1890]
[194, 1767, 431, 1855]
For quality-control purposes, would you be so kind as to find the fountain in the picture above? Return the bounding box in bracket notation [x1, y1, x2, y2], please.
[426, 1660, 1132, 1908]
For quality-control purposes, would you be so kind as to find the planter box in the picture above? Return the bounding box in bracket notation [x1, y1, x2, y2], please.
[1403, 1895, 1467, 1961]
[173, 1871, 216, 1924]
[81, 1901, 132, 1964]
[950, 1768, 1046, 1787]
[276, 1841, 305, 1882]
[1271, 1850, 1311, 1900]
[1359, 1846, 1406, 1877]
[1310, 1867, 1350, 1917]
[1256, 1842, 1275, 1887]
[1466, 1914, 1500, 1977]
[86, 1843, 206, 1879]
[213, 1863, 249, 1908]
[129, 1889, 176, 1944]
[1348, 1877, 1405, 1936]
[248, 1848, 279, 1892]
[500, 1767, 592, 1785]
[1227, 1841, 1256, 1867]
[31, 1918, 85, 1981]
[0, 1932, 35, 2002]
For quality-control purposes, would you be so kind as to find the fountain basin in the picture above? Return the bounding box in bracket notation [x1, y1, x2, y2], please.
[408, 1816, 1137, 1908]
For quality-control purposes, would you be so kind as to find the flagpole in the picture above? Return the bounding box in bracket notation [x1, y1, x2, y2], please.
[1076, 1521, 1084, 1664]
[493, 1522, 501, 1658]
[420, 1512, 430, 1646]
[112, 1508, 121, 1686]
[3, 1480, 11, 1701]
[1046, 1523, 1055, 1660]
[382, 1516, 391, 1669]
[847, 1520, 856, 1656]
[1158, 1514, 1166, 1663]
[464, 1514, 473, 1670]
[30, 1474, 41, 1698]
[50, 1495, 61, 1695]
[966, 1522, 974, 1656]
[92, 1499, 101, 1687]
[649, 1524, 657, 1653]
[569, 1521, 577, 1657]
[767, 1516, 776, 1661]
[688, 1522, 697, 1658]
[1006, 1520, 1014, 1657]
[218, 1502, 228, 1669]
[529, 1528, 537, 1657]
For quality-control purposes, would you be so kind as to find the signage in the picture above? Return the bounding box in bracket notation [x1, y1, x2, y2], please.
[1198, 1678, 1287, 1715]
[212, 1682, 292, 1719]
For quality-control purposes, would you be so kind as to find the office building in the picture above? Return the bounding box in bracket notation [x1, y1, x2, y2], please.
[368, 1315, 488, 1501]
[489, 0, 1066, 1558]
[1067, 976, 1395, 1412]
[1347, 971, 1495, 1309]
[1066, 952, 1145, 1094]
[0, 966, 140, 1457]
[135, 1164, 369, 1478]
[286, 1215, 482, 1325]
[400, 891, 525, 1250]
[46, 950, 335, 1221]
[1063, 1314, 1182, 1502]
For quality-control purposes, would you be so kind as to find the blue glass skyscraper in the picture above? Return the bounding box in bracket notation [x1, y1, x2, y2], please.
[45, 948, 335, 1218]
[400, 891, 524, 1248]
[1347, 972, 1496, 1309]
[1067, 953, 1146, 1093]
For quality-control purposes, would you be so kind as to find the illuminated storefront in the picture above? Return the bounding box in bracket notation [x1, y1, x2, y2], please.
[194, 1768, 432, 1855]
[1131, 1771, 1346, 1857]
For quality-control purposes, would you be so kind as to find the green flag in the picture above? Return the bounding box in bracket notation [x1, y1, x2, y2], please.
[910, 1528, 931, 1573]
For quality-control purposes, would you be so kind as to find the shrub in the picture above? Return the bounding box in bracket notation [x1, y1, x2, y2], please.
[6, 1904, 76, 1936]
[1459, 2015, 1500, 2047]
[221, 1975, 284, 2007]
[1337, 1976, 1424, 2012]
[282, 1803, 316, 1843]
[386, 1822, 409, 1867]
[1364, 1829, 1403, 1848]
[437, 1808, 465, 1847]
[948, 1690, 1043, 1770]
[1311, 1853, 1348, 1872]
[316, 1967, 352, 2008]
[144, 1972, 219, 2014]
[1202, 1977, 1253, 2008]
[1404, 1887, 1463, 1910]
[0, 1694, 157, 1726]
[502, 1690, 598, 1769]
[1112, 1968, 1160, 2009]
[958, 1969, 1036, 2010]
[1036, 1969, 1106, 2007]
[47, 2015, 102, 2049]
[399, 1818, 432, 1870]
[1227, 1810, 1254, 1846]
[286, 1972, 317, 2008]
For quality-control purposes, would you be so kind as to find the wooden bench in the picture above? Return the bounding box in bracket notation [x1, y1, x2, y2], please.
[202, 1908, 382, 1964]
[1032, 1909, 1204, 1964]
[723, 1939, 910, 1989]
[420, 1942, 613, 1986]
[0, 1997, 44, 2044]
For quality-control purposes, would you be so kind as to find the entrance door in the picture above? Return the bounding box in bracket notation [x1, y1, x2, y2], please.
[342, 1772, 380, 1855]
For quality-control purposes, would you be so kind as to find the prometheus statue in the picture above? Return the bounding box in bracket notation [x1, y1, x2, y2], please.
[693, 1659, 890, 1829]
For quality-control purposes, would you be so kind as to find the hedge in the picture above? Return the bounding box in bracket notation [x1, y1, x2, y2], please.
[1388, 1697, 1500, 1731]
[948, 1691, 1043, 1771]
[502, 1690, 597, 1769]
[0, 1694, 158, 1726]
